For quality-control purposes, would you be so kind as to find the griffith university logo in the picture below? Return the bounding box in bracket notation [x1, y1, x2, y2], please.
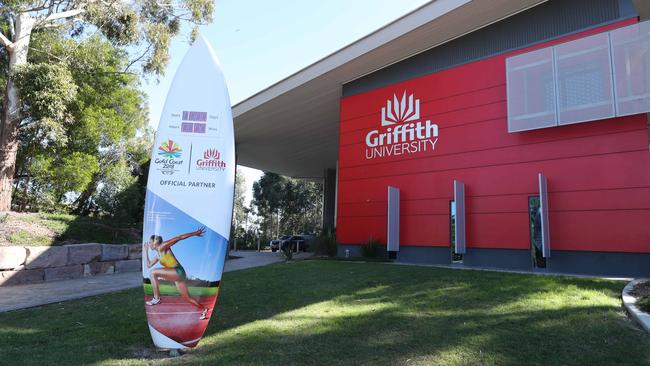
[381, 91, 420, 126]
[154, 139, 184, 175]
[196, 148, 226, 171]
[158, 139, 183, 158]
[365, 91, 439, 160]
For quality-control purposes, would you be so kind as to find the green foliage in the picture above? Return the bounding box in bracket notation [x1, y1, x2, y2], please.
[281, 178, 323, 234]
[58, 152, 100, 193]
[253, 172, 285, 215]
[230, 227, 260, 250]
[80, 0, 214, 76]
[282, 243, 294, 261]
[315, 228, 338, 257]
[8, 229, 52, 246]
[1, 0, 215, 213]
[13, 63, 77, 144]
[232, 168, 247, 232]
[253, 172, 323, 241]
[11, 32, 150, 219]
[361, 237, 383, 258]
[19, 0, 216, 77]
[23, 152, 99, 211]
[638, 296, 650, 313]
[94, 159, 143, 223]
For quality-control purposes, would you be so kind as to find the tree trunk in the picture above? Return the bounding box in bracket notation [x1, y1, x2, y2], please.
[0, 13, 34, 211]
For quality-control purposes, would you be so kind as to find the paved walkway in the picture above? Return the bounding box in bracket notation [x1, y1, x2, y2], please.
[0, 250, 309, 313]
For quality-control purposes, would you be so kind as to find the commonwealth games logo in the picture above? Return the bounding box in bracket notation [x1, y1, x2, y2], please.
[158, 139, 183, 158]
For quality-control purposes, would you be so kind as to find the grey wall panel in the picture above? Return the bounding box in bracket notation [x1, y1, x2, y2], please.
[397, 246, 452, 265]
[387, 186, 400, 252]
[337, 245, 650, 277]
[343, 0, 638, 97]
[337, 244, 385, 258]
[549, 250, 650, 277]
[462, 248, 532, 271]
[454, 180, 466, 254]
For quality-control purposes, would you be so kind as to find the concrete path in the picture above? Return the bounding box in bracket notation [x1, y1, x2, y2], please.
[0, 250, 309, 313]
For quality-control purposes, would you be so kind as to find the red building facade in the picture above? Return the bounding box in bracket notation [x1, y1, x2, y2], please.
[336, 5, 650, 276]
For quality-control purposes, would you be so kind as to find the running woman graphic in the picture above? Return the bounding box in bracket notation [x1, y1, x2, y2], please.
[145, 226, 208, 320]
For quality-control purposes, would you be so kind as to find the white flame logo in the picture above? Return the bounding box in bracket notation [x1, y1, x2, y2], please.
[381, 91, 420, 127]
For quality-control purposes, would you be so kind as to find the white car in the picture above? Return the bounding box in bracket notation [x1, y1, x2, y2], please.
[269, 235, 291, 252]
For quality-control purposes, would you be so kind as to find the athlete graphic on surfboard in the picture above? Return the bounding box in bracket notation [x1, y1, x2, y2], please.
[144, 226, 208, 320]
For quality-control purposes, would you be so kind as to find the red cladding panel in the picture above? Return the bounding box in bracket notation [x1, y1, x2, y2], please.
[337, 20, 650, 253]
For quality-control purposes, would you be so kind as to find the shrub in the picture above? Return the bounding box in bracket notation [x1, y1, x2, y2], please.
[315, 228, 337, 257]
[282, 244, 293, 260]
[361, 237, 382, 258]
[638, 296, 650, 313]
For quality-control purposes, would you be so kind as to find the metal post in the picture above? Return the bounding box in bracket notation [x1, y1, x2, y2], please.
[387, 186, 400, 255]
[453, 180, 466, 254]
[257, 236, 261, 252]
[539, 173, 551, 258]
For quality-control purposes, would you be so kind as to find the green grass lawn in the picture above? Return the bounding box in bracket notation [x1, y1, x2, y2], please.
[1, 261, 649, 365]
[142, 283, 218, 297]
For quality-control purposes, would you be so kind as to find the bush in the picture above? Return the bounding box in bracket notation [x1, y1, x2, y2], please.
[361, 237, 382, 258]
[315, 228, 337, 257]
[638, 296, 650, 313]
[282, 244, 293, 260]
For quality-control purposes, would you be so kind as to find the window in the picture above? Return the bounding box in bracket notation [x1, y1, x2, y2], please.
[504, 20, 650, 132]
[555, 32, 615, 125]
[611, 20, 650, 116]
[559, 66, 606, 109]
[528, 196, 546, 269]
[507, 47, 558, 132]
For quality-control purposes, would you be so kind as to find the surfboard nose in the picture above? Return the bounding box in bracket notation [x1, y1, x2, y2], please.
[184, 34, 224, 70]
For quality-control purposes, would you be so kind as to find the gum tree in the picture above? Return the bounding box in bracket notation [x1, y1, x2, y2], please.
[0, 0, 213, 211]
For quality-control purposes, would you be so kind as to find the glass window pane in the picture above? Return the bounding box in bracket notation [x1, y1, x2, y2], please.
[449, 201, 462, 263]
[528, 196, 546, 269]
[555, 32, 615, 125]
[611, 21, 650, 116]
[507, 47, 557, 132]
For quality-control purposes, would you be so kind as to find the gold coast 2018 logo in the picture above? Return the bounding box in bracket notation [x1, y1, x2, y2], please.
[196, 148, 226, 172]
[155, 139, 184, 175]
[365, 91, 439, 160]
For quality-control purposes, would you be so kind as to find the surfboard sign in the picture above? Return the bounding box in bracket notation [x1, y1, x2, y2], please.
[141, 36, 235, 349]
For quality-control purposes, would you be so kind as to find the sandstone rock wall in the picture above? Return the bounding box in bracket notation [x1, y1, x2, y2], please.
[0, 244, 142, 286]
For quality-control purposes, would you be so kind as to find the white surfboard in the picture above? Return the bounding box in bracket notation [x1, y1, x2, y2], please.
[141, 36, 235, 349]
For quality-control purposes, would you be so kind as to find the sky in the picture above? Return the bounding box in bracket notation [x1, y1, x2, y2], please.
[142, 0, 431, 204]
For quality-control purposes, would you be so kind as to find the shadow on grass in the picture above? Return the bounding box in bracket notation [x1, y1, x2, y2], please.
[1, 261, 649, 365]
[52, 214, 141, 245]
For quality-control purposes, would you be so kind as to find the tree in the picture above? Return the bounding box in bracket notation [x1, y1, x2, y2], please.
[0, 0, 214, 211]
[252, 172, 323, 242]
[231, 167, 247, 240]
[252, 172, 285, 239]
[280, 179, 322, 234]
[10, 29, 150, 216]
